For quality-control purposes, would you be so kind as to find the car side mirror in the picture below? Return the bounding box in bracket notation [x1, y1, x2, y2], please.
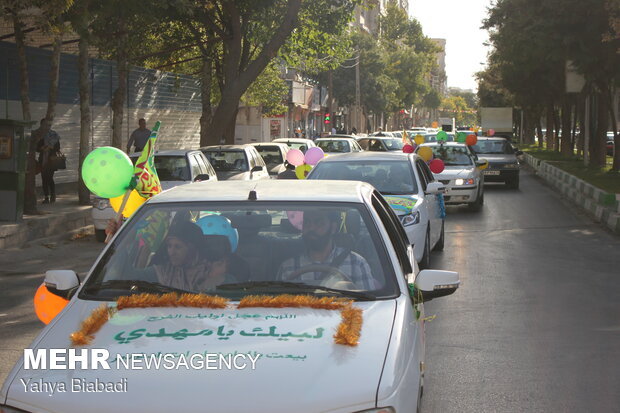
[414, 269, 459, 302]
[44, 270, 80, 299]
[515, 150, 524, 156]
[251, 165, 263, 173]
[475, 158, 488, 169]
[194, 174, 211, 182]
[425, 182, 445, 195]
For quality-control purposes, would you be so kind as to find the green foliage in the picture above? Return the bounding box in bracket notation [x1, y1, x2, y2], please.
[242, 60, 289, 116]
[441, 95, 476, 126]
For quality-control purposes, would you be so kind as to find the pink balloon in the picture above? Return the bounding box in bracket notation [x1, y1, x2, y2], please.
[304, 147, 325, 166]
[488, 129, 495, 136]
[286, 210, 303, 231]
[429, 159, 445, 174]
[286, 149, 305, 166]
[403, 144, 414, 153]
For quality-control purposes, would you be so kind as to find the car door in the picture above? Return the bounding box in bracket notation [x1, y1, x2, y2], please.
[248, 148, 269, 180]
[187, 153, 203, 181]
[193, 152, 217, 181]
[415, 159, 442, 247]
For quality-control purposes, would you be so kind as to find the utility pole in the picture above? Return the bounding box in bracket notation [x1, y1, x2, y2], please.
[355, 52, 361, 133]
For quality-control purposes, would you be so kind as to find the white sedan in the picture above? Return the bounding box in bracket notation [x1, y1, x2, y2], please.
[1, 180, 459, 413]
[315, 137, 363, 155]
[307, 152, 445, 268]
[416, 142, 486, 211]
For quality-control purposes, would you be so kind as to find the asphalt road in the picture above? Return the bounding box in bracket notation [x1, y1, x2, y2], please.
[422, 168, 620, 412]
[0, 168, 618, 412]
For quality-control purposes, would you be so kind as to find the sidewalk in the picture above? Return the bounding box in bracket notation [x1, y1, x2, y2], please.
[0, 187, 94, 249]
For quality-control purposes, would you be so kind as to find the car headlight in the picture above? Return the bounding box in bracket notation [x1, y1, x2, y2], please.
[400, 210, 420, 226]
[354, 408, 395, 413]
[504, 163, 519, 168]
[93, 198, 111, 210]
[454, 178, 475, 186]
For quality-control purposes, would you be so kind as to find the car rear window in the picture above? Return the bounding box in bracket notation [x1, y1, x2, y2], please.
[471, 140, 514, 154]
[254, 146, 283, 168]
[204, 150, 249, 172]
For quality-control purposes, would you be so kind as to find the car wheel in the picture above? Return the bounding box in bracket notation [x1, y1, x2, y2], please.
[507, 175, 520, 189]
[467, 190, 483, 212]
[433, 220, 444, 251]
[419, 229, 431, 269]
[95, 229, 106, 243]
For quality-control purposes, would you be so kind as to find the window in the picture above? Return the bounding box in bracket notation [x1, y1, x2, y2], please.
[255, 146, 284, 169]
[415, 160, 429, 191]
[204, 151, 249, 172]
[371, 192, 412, 275]
[153, 156, 190, 181]
[189, 155, 202, 179]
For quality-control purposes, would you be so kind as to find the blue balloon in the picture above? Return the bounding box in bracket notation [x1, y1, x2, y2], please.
[196, 215, 239, 253]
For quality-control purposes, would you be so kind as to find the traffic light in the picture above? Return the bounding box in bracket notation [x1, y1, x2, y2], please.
[324, 113, 331, 124]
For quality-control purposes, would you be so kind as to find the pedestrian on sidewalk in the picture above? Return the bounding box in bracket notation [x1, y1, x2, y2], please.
[126, 118, 151, 154]
[36, 119, 61, 204]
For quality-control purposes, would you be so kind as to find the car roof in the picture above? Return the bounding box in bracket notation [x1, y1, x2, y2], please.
[250, 142, 289, 148]
[474, 137, 509, 141]
[201, 145, 252, 151]
[324, 134, 357, 139]
[315, 151, 418, 163]
[150, 180, 375, 204]
[272, 138, 314, 144]
[358, 136, 399, 140]
[316, 137, 355, 142]
[130, 149, 197, 158]
[419, 141, 466, 147]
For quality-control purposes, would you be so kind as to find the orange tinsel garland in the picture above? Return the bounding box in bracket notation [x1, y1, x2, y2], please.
[238, 294, 363, 346]
[70, 293, 229, 346]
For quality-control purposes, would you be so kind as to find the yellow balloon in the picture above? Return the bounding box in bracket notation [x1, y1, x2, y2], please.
[414, 134, 425, 145]
[110, 189, 146, 218]
[295, 164, 313, 180]
[418, 146, 433, 162]
[478, 160, 489, 170]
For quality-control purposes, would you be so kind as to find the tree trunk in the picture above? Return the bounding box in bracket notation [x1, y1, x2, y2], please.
[553, 106, 561, 152]
[560, 95, 573, 156]
[546, 102, 554, 150]
[45, 34, 62, 123]
[607, 87, 619, 171]
[111, 55, 127, 149]
[576, 92, 585, 157]
[199, 57, 213, 147]
[591, 89, 607, 167]
[205, 83, 244, 145]
[78, 35, 92, 204]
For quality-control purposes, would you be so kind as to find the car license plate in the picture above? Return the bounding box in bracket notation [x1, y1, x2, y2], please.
[484, 170, 500, 175]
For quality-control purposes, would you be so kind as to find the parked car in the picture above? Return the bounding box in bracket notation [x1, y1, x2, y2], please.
[250, 142, 290, 177]
[1, 180, 459, 413]
[91, 149, 217, 242]
[307, 151, 445, 268]
[272, 138, 316, 153]
[416, 142, 486, 211]
[315, 137, 363, 155]
[469, 137, 522, 189]
[357, 136, 405, 152]
[201, 145, 270, 181]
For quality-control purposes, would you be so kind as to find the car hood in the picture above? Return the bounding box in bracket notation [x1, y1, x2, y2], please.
[4, 299, 396, 413]
[435, 166, 475, 180]
[215, 171, 251, 180]
[476, 154, 516, 163]
[382, 194, 421, 216]
[160, 181, 190, 190]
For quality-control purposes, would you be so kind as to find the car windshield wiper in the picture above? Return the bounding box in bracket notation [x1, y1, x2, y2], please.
[83, 279, 191, 295]
[216, 281, 376, 301]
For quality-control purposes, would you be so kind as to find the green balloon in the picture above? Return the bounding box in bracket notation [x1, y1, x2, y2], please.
[82, 147, 134, 198]
[457, 132, 467, 143]
[437, 130, 448, 142]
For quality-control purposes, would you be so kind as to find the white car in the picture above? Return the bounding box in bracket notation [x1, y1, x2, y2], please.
[315, 137, 363, 155]
[416, 142, 486, 211]
[307, 152, 445, 268]
[1, 180, 459, 413]
[272, 138, 316, 153]
[201, 145, 270, 181]
[91, 150, 217, 242]
[250, 142, 290, 177]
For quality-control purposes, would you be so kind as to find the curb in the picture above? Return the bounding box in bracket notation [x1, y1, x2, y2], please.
[523, 153, 620, 234]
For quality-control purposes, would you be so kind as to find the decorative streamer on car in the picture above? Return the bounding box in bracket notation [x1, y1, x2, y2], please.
[238, 294, 363, 346]
[70, 293, 229, 346]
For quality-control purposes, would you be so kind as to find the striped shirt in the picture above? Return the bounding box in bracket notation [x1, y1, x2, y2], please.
[278, 247, 375, 290]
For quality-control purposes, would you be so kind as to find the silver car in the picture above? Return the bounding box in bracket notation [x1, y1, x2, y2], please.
[201, 145, 270, 181]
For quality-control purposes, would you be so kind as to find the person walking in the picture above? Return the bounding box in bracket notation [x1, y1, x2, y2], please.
[36, 119, 61, 204]
[126, 118, 151, 153]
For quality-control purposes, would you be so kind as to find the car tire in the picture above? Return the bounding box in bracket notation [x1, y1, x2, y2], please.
[467, 190, 483, 212]
[507, 175, 520, 189]
[95, 229, 106, 243]
[419, 229, 431, 269]
[433, 220, 444, 251]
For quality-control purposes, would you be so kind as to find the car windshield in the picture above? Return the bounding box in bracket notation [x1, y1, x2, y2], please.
[255, 146, 283, 168]
[471, 140, 514, 154]
[81, 202, 397, 301]
[383, 139, 404, 150]
[204, 151, 249, 172]
[317, 140, 350, 153]
[310, 160, 418, 195]
[288, 143, 308, 153]
[423, 145, 474, 166]
[152, 156, 190, 181]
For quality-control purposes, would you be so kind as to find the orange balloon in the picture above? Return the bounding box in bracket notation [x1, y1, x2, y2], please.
[34, 283, 69, 324]
[431, 121, 439, 128]
[466, 134, 478, 146]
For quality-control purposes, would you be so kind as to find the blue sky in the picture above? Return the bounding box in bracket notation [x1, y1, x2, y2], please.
[409, 0, 492, 91]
